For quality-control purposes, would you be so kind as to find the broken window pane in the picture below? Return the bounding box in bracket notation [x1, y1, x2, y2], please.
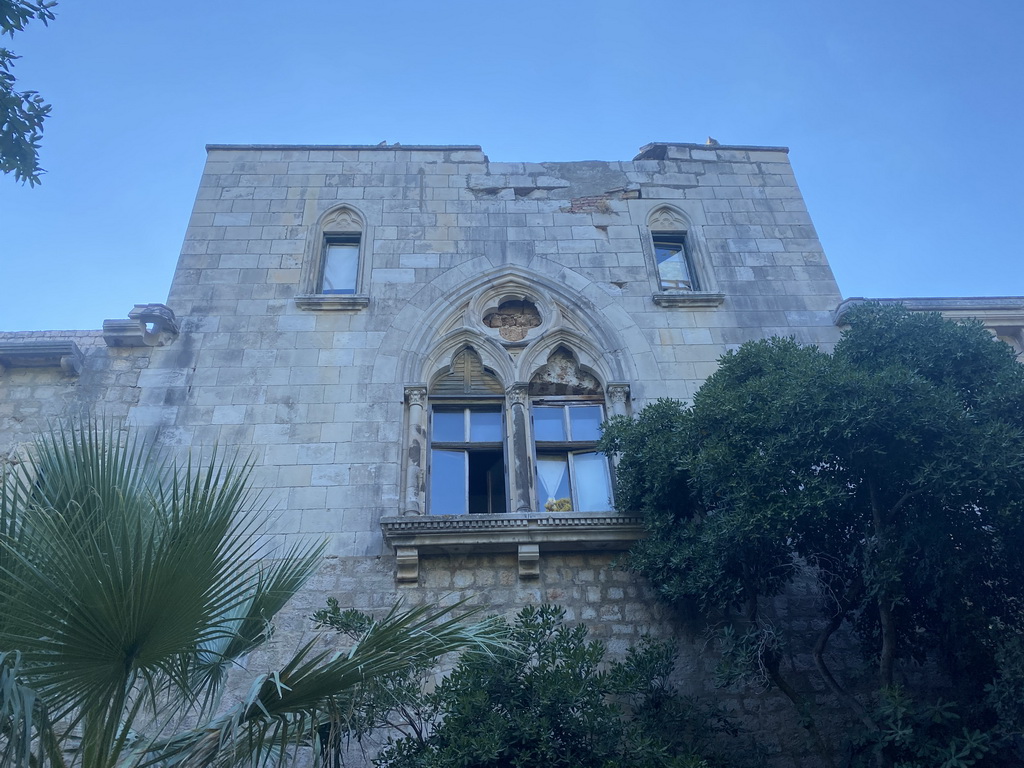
[468, 449, 505, 514]
[653, 233, 695, 291]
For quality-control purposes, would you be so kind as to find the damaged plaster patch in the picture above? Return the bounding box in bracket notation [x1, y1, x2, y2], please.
[529, 347, 601, 396]
[597, 282, 627, 297]
[561, 196, 614, 214]
[484, 300, 542, 342]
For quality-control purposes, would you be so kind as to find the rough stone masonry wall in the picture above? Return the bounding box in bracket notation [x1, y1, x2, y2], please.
[0, 330, 151, 463]
[243, 553, 850, 768]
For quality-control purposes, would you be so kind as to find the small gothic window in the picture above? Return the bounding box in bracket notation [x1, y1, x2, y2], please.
[646, 206, 718, 303]
[310, 205, 365, 297]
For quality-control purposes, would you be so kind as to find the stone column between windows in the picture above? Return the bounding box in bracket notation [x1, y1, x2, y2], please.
[404, 386, 427, 516]
[507, 383, 534, 514]
[606, 384, 630, 471]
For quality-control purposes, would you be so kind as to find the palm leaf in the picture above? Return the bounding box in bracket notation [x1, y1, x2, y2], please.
[147, 602, 507, 768]
[0, 421, 506, 768]
[0, 421, 324, 768]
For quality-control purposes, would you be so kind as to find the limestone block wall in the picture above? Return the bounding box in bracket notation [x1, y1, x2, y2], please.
[129, 141, 842, 558]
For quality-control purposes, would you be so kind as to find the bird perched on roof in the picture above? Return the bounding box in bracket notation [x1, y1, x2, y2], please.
[706, 136, 720, 146]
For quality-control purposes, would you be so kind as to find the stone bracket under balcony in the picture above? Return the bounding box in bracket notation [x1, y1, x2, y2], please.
[380, 511, 645, 583]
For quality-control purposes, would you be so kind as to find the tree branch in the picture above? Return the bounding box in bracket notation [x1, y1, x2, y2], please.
[813, 610, 876, 732]
[868, 477, 896, 689]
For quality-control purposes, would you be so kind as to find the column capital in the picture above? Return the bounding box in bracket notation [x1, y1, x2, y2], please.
[405, 386, 427, 406]
[507, 382, 529, 406]
[606, 383, 630, 405]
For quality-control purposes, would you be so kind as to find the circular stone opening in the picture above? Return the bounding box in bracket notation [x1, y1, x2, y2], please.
[483, 299, 541, 342]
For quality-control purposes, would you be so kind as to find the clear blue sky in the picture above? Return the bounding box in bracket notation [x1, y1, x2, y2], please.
[1, 0, 1021, 331]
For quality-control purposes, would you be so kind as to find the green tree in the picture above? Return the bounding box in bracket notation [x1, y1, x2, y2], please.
[377, 604, 735, 768]
[0, 422, 504, 768]
[1, 0, 54, 185]
[601, 304, 1024, 766]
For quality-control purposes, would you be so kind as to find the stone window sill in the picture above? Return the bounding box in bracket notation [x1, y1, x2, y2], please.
[652, 292, 725, 308]
[295, 294, 370, 311]
[380, 511, 644, 582]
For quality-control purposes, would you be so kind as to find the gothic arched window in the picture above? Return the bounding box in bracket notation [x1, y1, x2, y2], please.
[529, 347, 612, 513]
[428, 348, 507, 515]
[645, 206, 723, 307]
[296, 205, 370, 311]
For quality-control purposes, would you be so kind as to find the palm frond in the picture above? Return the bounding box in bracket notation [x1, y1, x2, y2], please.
[191, 540, 328, 711]
[148, 602, 507, 768]
[0, 421, 327, 768]
[0, 651, 45, 768]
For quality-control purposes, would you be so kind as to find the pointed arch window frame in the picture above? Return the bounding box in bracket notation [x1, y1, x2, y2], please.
[426, 347, 510, 517]
[296, 205, 371, 311]
[644, 206, 725, 308]
[384, 339, 642, 584]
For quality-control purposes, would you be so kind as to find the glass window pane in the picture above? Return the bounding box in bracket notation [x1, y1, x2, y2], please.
[655, 239, 693, 291]
[323, 243, 358, 294]
[469, 410, 502, 442]
[572, 452, 612, 512]
[533, 406, 566, 441]
[433, 410, 465, 442]
[568, 405, 603, 441]
[537, 454, 572, 511]
[657, 253, 692, 290]
[431, 449, 466, 515]
[655, 242, 682, 262]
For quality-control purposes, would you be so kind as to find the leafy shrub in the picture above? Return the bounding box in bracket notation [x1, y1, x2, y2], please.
[376, 604, 738, 768]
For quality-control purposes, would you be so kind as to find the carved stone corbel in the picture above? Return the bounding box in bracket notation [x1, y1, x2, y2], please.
[128, 304, 180, 347]
[395, 546, 420, 583]
[518, 544, 540, 578]
[0, 340, 83, 375]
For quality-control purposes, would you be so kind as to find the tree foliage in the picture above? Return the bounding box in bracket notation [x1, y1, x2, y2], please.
[601, 304, 1024, 766]
[1, 0, 54, 185]
[0, 421, 504, 768]
[376, 604, 736, 768]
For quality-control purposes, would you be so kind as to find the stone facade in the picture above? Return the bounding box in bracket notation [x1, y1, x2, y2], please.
[4, 141, 1021, 765]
